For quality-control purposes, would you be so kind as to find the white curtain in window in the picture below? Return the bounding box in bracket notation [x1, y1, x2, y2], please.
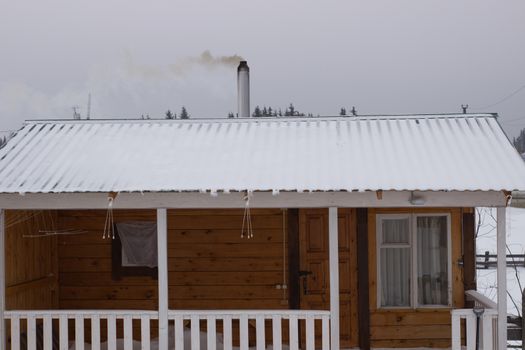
[380, 218, 410, 307]
[417, 216, 448, 305]
[117, 222, 158, 268]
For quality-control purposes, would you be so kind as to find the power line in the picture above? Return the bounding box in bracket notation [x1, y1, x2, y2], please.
[471, 83, 525, 110]
[501, 115, 525, 123]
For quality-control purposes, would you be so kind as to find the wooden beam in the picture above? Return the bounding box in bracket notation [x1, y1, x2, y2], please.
[0, 191, 508, 210]
[328, 207, 339, 350]
[462, 210, 476, 295]
[0, 210, 4, 350]
[497, 207, 507, 350]
[287, 209, 300, 309]
[157, 208, 169, 349]
[356, 208, 370, 350]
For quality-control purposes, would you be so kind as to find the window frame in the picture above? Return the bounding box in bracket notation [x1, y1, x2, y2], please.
[376, 213, 452, 309]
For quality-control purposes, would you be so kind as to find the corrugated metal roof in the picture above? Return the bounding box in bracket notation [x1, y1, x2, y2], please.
[1, 114, 524, 194]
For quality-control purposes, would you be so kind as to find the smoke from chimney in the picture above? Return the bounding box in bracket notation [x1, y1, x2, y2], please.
[170, 51, 244, 76]
[237, 61, 250, 118]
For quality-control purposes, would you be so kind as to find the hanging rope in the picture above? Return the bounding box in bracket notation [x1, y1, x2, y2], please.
[241, 191, 254, 239]
[103, 193, 117, 239]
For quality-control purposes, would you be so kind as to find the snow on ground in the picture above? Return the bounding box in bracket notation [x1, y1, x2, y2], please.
[476, 207, 525, 317]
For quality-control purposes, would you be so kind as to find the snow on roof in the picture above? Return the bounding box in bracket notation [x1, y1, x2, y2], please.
[1, 114, 524, 194]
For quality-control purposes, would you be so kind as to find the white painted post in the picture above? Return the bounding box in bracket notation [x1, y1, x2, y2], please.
[305, 315, 315, 350]
[288, 315, 298, 350]
[271, 315, 281, 350]
[191, 315, 200, 350]
[255, 315, 265, 350]
[329, 207, 339, 350]
[157, 208, 169, 350]
[223, 315, 233, 350]
[321, 315, 330, 350]
[496, 207, 507, 350]
[466, 314, 476, 350]
[75, 315, 84, 350]
[91, 315, 101, 350]
[240, 314, 249, 350]
[451, 313, 461, 350]
[174, 315, 184, 350]
[0, 209, 5, 350]
[141, 315, 151, 350]
[207, 316, 217, 350]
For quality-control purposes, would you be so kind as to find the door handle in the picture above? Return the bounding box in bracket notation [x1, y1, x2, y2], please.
[299, 270, 313, 295]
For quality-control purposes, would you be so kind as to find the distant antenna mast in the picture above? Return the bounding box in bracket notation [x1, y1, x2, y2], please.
[86, 93, 91, 120]
[72, 106, 81, 120]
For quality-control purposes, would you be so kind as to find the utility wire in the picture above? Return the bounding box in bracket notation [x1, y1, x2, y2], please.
[471, 83, 525, 110]
[500, 116, 525, 124]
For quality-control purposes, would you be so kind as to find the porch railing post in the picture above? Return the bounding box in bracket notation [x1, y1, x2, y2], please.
[328, 207, 339, 350]
[0, 209, 5, 350]
[496, 207, 507, 350]
[157, 208, 169, 349]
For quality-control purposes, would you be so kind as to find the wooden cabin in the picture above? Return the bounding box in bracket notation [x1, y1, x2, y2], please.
[0, 114, 524, 350]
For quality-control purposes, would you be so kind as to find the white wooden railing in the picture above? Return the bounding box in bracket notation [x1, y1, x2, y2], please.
[452, 290, 499, 350]
[4, 309, 330, 350]
[465, 290, 498, 310]
[5, 310, 158, 350]
[167, 310, 331, 350]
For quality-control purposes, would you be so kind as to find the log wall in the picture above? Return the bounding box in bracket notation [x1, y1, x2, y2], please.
[5, 210, 58, 310]
[57, 209, 289, 310]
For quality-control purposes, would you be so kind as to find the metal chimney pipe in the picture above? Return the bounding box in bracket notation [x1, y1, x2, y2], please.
[237, 61, 250, 118]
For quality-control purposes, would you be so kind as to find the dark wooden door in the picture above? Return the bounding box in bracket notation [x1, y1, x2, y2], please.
[299, 208, 359, 348]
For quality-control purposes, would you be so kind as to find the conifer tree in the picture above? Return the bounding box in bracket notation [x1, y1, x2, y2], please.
[165, 110, 175, 119]
[253, 106, 262, 118]
[514, 129, 525, 153]
[180, 107, 190, 119]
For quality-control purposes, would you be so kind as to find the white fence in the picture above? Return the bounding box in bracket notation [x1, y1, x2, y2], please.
[5, 310, 157, 350]
[4, 309, 331, 350]
[451, 290, 499, 350]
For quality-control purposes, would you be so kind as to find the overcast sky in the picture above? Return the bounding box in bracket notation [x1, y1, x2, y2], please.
[1, 1, 524, 136]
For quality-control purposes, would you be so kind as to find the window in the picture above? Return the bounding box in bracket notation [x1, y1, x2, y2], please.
[377, 214, 451, 308]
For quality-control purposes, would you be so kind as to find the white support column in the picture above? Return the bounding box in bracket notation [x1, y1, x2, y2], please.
[328, 207, 339, 350]
[157, 208, 169, 350]
[0, 210, 5, 350]
[497, 207, 507, 350]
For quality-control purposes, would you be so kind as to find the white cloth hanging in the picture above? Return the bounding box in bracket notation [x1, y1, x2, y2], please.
[116, 221, 158, 268]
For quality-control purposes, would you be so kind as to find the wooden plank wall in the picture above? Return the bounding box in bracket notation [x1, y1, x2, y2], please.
[57, 209, 288, 310]
[5, 210, 59, 310]
[367, 208, 464, 348]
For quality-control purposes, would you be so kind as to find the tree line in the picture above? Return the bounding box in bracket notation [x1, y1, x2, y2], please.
[226, 104, 358, 118]
[160, 104, 359, 119]
[164, 106, 190, 120]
